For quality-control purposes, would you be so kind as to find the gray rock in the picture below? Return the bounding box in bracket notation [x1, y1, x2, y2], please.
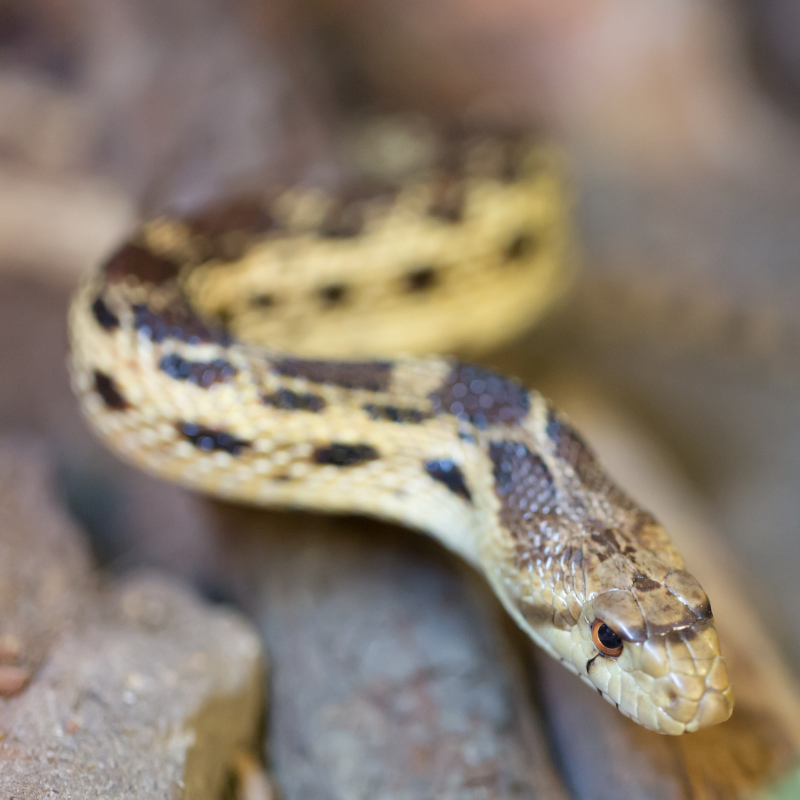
[0, 439, 265, 800]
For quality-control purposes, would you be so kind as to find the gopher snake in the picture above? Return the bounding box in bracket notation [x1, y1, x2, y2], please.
[68, 124, 733, 734]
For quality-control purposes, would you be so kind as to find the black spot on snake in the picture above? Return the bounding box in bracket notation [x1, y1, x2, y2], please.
[273, 358, 393, 393]
[263, 388, 325, 413]
[504, 232, 537, 262]
[104, 243, 180, 286]
[134, 303, 232, 346]
[91, 296, 119, 331]
[314, 443, 379, 467]
[405, 266, 438, 293]
[364, 404, 428, 424]
[250, 293, 276, 309]
[159, 354, 237, 387]
[93, 370, 128, 411]
[424, 459, 472, 502]
[489, 441, 561, 543]
[179, 423, 250, 455]
[319, 284, 349, 306]
[430, 362, 530, 428]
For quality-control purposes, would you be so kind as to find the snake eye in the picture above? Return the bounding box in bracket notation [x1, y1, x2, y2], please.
[592, 619, 623, 657]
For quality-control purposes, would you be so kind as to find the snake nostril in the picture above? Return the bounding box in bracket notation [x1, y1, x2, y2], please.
[592, 619, 624, 657]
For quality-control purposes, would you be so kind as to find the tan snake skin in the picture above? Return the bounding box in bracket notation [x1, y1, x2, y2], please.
[68, 127, 733, 734]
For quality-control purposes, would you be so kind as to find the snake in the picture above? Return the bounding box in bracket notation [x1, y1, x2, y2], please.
[68, 121, 733, 735]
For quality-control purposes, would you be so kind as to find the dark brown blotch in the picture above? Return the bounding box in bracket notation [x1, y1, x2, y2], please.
[263, 388, 325, 413]
[430, 362, 530, 428]
[91, 296, 119, 331]
[591, 527, 621, 554]
[504, 232, 537, 262]
[134, 303, 231, 346]
[633, 575, 661, 592]
[318, 284, 349, 306]
[250, 293, 276, 309]
[179, 423, 249, 455]
[185, 197, 273, 261]
[314, 443, 379, 467]
[273, 358, 393, 393]
[104, 243, 180, 286]
[187, 197, 272, 239]
[489, 440, 561, 542]
[424, 459, 472, 502]
[364, 404, 428, 424]
[159, 354, 237, 387]
[93, 370, 128, 411]
[405, 266, 438, 293]
[547, 409, 634, 509]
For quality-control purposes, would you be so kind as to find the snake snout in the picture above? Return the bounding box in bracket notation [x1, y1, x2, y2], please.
[641, 619, 733, 733]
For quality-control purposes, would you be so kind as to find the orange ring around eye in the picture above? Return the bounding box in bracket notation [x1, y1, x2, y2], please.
[592, 619, 623, 657]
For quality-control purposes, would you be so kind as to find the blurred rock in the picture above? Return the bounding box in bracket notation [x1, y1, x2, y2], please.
[212, 504, 570, 800]
[79, 0, 336, 212]
[0, 438, 265, 800]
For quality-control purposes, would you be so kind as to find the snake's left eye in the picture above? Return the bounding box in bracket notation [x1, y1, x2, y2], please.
[592, 619, 623, 657]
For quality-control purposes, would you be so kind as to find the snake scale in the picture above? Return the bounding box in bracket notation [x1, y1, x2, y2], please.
[68, 123, 733, 734]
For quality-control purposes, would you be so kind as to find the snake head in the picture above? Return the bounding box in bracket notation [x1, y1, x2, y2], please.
[572, 569, 733, 734]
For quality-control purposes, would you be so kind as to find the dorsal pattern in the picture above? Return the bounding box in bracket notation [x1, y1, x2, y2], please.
[68, 126, 732, 734]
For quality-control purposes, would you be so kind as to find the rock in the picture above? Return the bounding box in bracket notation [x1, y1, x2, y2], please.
[0, 667, 31, 698]
[0, 439, 265, 800]
[213, 505, 570, 800]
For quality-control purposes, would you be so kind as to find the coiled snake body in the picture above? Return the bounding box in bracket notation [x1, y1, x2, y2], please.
[68, 126, 733, 734]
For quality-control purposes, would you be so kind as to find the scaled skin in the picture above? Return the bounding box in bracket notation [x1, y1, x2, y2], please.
[68, 128, 732, 733]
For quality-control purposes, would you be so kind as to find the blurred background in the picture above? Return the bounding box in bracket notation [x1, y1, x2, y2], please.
[1, 0, 800, 797]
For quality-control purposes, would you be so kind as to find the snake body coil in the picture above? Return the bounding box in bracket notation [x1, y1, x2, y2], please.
[69, 126, 733, 734]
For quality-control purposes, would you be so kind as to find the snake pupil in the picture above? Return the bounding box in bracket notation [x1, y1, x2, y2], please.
[597, 624, 622, 649]
[591, 619, 623, 656]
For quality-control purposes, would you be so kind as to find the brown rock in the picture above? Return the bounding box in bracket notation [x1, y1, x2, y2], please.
[214, 505, 570, 800]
